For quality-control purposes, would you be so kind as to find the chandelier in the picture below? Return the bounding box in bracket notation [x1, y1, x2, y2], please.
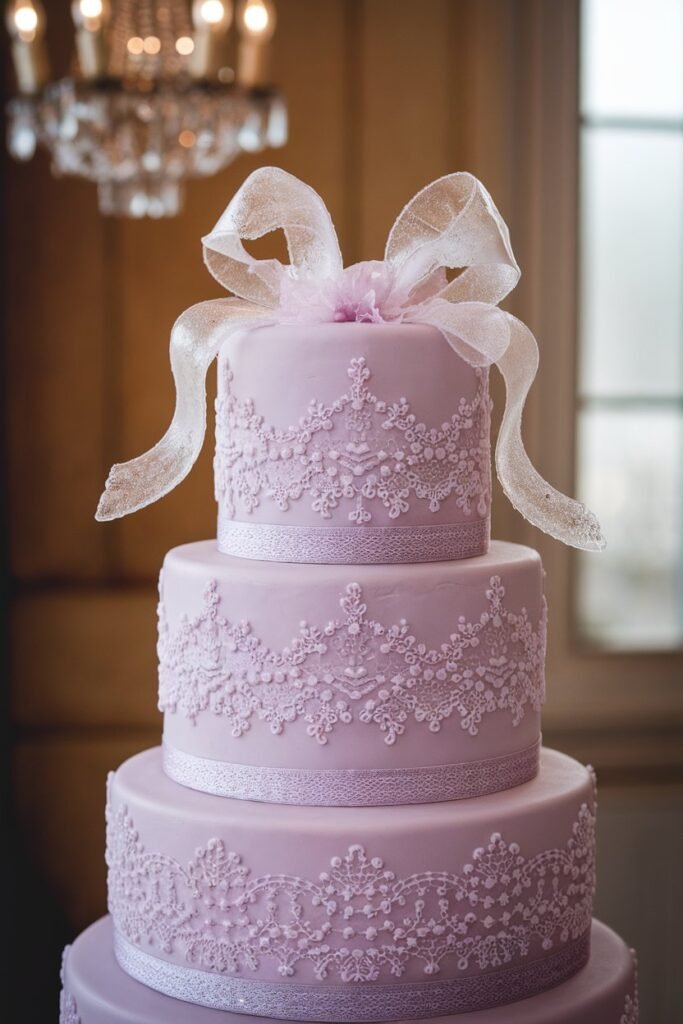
[5, 0, 286, 217]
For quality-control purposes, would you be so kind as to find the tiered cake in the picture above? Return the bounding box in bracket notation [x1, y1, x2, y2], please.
[59, 171, 638, 1023]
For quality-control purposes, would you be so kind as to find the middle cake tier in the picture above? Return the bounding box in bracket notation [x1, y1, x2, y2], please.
[159, 540, 546, 806]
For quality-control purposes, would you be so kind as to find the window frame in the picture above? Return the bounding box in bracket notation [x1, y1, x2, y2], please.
[574, 0, 683, 655]
[488, 0, 683, 761]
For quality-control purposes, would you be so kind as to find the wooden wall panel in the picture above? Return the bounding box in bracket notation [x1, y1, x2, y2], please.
[358, 0, 453, 257]
[12, 737, 155, 929]
[5, 166, 109, 582]
[4, 2, 111, 583]
[10, 588, 157, 729]
[451, 1, 518, 222]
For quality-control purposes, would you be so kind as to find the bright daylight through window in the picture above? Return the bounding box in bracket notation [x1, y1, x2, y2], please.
[576, 0, 683, 649]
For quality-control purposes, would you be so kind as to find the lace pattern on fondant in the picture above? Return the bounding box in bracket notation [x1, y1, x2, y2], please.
[59, 946, 80, 1024]
[161, 738, 540, 805]
[158, 575, 546, 746]
[217, 517, 489, 564]
[106, 788, 595, 988]
[214, 356, 491, 526]
[114, 930, 590, 1022]
[621, 950, 639, 1024]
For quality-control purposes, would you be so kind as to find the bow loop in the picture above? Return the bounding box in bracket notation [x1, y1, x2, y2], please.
[386, 172, 520, 304]
[202, 167, 343, 306]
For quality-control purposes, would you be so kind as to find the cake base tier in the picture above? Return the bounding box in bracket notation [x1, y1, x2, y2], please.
[61, 917, 638, 1024]
[106, 747, 595, 1020]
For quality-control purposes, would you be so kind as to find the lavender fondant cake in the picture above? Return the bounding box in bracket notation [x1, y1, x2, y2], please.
[60, 169, 637, 1022]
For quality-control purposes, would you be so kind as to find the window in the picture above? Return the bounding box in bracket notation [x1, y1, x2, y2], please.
[576, 0, 683, 650]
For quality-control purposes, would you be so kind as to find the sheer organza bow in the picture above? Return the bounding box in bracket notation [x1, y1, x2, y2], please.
[96, 167, 604, 551]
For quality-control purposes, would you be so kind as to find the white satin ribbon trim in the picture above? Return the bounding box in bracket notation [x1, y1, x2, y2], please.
[113, 929, 591, 1022]
[96, 168, 604, 552]
[162, 738, 540, 806]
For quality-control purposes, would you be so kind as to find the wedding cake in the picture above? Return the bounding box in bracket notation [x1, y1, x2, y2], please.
[59, 170, 639, 1023]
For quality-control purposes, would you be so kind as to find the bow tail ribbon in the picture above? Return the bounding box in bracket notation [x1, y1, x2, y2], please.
[494, 316, 605, 550]
[413, 299, 604, 551]
[97, 298, 274, 521]
[388, 172, 604, 551]
[97, 167, 342, 522]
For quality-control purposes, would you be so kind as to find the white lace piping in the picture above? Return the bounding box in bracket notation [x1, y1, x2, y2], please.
[158, 576, 546, 747]
[215, 355, 491, 540]
[59, 945, 80, 1024]
[620, 949, 640, 1023]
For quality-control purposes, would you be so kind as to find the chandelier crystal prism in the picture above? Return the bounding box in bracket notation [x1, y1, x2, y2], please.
[5, 0, 286, 217]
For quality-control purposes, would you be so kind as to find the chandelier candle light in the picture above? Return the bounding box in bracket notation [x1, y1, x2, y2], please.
[237, 0, 275, 89]
[71, 0, 110, 79]
[189, 0, 232, 80]
[5, 1, 48, 94]
[4, 0, 286, 217]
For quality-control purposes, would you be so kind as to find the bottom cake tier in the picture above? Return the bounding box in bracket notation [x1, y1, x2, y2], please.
[61, 917, 638, 1024]
[105, 747, 596, 1021]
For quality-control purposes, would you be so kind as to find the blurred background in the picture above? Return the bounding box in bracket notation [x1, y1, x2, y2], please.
[2, 0, 682, 1020]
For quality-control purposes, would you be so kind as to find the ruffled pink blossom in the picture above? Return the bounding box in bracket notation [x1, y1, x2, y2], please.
[278, 261, 419, 324]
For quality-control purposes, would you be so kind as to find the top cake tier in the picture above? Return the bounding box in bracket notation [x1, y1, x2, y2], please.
[95, 168, 604, 554]
[215, 321, 491, 564]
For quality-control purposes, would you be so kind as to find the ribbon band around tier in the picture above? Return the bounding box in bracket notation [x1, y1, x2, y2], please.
[162, 739, 540, 806]
[217, 517, 490, 564]
[113, 929, 590, 1022]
